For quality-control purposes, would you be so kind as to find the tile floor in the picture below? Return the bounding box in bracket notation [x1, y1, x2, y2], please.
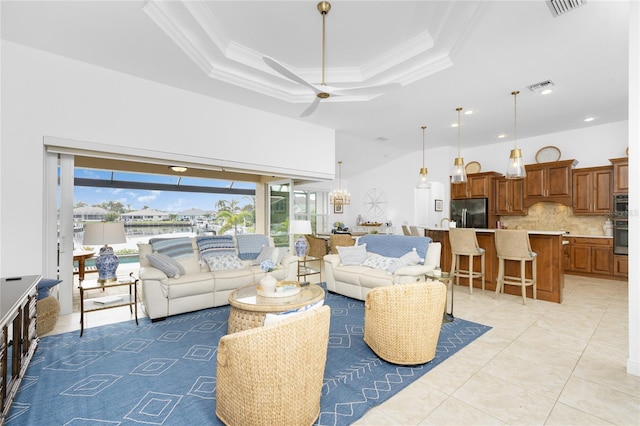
[47, 272, 639, 425]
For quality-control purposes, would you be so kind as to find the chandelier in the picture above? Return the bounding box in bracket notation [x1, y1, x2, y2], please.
[330, 161, 350, 205]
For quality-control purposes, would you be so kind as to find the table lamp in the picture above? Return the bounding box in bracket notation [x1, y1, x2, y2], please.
[290, 220, 312, 258]
[83, 222, 127, 283]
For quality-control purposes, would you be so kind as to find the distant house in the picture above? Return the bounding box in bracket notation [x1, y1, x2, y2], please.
[121, 208, 170, 222]
[177, 208, 216, 222]
[73, 206, 108, 221]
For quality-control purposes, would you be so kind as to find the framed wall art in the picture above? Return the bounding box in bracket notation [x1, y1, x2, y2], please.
[334, 203, 344, 214]
[435, 199, 443, 212]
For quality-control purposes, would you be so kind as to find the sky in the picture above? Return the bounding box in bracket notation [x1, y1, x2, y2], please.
[74, 168, 255, 212]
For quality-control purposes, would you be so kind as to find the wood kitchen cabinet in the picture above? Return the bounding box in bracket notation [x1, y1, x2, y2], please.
[494, 177, 527, 215]
[451, 172, 501, 200]
[572, 166, 613, 215]
[524, 159, 577, 207]
[610, 157, 628, 193]
[567, 237, 613, 276]
[613, 255, 628, 277]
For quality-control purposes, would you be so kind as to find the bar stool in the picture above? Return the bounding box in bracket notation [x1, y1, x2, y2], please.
[448, 228, 485, 294]
[494, 229, 537, 305]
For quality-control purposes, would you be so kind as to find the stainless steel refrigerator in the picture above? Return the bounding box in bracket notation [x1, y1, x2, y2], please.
[450, 198, 489, 229]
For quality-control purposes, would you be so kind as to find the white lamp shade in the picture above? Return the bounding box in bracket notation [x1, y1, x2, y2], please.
[290, 220, 312, 235]
[83, 222, 127, 245]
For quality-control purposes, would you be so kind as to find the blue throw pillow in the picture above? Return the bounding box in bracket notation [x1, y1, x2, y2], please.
[37, 278, 62, 300]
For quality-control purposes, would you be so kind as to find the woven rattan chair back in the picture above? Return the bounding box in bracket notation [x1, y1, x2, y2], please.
[329, 234, 355, 254]
[494, 229, 534, 260]
[216, 305, 331, 426]
[494, 229, 537, 304]
[305, 235, 329, 258]
[448, 228, 485, 294]
[364, 281, 446, 365]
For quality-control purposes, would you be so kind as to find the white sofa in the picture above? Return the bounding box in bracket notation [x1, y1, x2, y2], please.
[138, 234, 297, 321]
[324, 234, 441, 301]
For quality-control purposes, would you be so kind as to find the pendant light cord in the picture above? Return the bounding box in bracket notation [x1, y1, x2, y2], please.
[456, 107, 463, 156]
[421, 126, 426, 169]
[512, 90, 519, 149]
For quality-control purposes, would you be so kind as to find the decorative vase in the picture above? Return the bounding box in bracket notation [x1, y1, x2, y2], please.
[95, 245, 119, 284]
[295, 236, 308, 257]
[260, 273, 277, 293]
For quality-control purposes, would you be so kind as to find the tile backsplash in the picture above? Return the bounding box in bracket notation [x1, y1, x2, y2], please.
[499, 203, 610, 236]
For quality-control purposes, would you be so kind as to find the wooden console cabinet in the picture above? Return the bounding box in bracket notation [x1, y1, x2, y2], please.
[1, 275, 39, 424]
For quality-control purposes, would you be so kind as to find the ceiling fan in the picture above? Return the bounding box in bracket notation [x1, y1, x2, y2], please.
[263, 1, 400, 117]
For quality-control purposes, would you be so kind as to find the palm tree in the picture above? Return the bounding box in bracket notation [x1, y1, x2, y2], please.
[216, 199, 253, 235]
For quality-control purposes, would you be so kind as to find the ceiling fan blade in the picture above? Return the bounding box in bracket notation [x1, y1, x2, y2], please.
[324, 82, 402, 97]
[263, 56, 321, 94]
[300, 97, 321, 118]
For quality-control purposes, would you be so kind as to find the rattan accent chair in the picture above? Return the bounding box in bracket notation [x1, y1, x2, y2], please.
[449, 228, 486, 294]
[305, 234, 329, 258]
[216, 305, 331, 426]
[329, 233, 355, 254]
[364, 281, 446, 365]
[494, 229, 537, 305]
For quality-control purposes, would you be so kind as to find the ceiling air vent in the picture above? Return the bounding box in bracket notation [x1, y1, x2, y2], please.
[528, 80, 555, 94]
[547, 0, 587, 17]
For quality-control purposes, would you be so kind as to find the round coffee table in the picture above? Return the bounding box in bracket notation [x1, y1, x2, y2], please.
[227, 284, 325, 333]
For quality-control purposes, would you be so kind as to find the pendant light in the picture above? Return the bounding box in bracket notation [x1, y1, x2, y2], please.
[506, 90, 526, 179]
[416, 125, 429, 188]
[451, 107, 467, 184]
[330, 161, 350, 205]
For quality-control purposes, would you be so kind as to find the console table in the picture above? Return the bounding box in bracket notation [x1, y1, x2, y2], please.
[1, 275, 40, 424]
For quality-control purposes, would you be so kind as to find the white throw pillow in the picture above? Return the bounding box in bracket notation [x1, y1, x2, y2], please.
[393, 249, 423, 271]
[337, 244, 368, 266]
[205, 253, 244, 271]
[253, 246, 275, 265]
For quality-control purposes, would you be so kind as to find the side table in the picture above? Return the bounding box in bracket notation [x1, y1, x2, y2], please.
[425, 271, 454, 323]
[78, 273, 138, 336]
[297, 256, 321, 281]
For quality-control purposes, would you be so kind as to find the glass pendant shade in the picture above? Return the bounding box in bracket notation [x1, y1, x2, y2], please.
[330, 161, 350, 205]
[416, 125, 429, 188]
[506, 91, 526, 179]
[506, 148, 526, 179]
[451, 107, 467, 184]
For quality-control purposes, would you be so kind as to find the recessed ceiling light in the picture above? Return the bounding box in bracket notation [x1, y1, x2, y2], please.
[451, 123, 459, 128]
[584, 117, 595, 122]
[464, 110, 474, 115]
[169, 166, 188, 172]
[498, 134, 507, 139]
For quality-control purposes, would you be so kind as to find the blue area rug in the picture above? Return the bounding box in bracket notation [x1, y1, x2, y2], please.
[8, 287, 491, 425]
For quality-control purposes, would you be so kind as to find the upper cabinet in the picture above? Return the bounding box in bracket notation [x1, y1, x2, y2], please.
[610, 157, 628, 194]
[451, 172, 501, 200]
[572, 166, 613, 215]
[494, 177, 527, 215]
[524, 159, 577, 207]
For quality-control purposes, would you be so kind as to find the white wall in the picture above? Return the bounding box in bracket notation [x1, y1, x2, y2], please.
[0, 41, 335, 277]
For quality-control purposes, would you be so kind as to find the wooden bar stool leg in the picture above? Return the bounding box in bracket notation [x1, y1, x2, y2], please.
[468, 254, 474, 294]
[495, 258, 504, 298]
[481, 252, 486, 291]
[532, 257, 537, 300]
[520, 259, 527, 305]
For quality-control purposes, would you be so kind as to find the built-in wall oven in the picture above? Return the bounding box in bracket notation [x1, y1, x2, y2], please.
[613, 194, 628, 255]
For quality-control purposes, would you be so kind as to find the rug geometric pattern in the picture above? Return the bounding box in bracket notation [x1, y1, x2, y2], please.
[7, 286, 491, 425]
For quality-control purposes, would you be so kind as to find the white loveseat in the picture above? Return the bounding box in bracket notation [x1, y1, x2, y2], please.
[138, 234, 297, 321]
[324, 234, 441, 301]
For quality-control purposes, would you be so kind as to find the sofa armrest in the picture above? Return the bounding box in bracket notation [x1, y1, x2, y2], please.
[279, 254, 299, 267]
[394, 264, 435, 277]
[323, 254, 341, 268]
[139, 265, 169, 282]
[424, 242, 442, 268]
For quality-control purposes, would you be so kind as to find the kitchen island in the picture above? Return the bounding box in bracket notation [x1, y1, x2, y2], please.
[425, 229, 565, 303]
